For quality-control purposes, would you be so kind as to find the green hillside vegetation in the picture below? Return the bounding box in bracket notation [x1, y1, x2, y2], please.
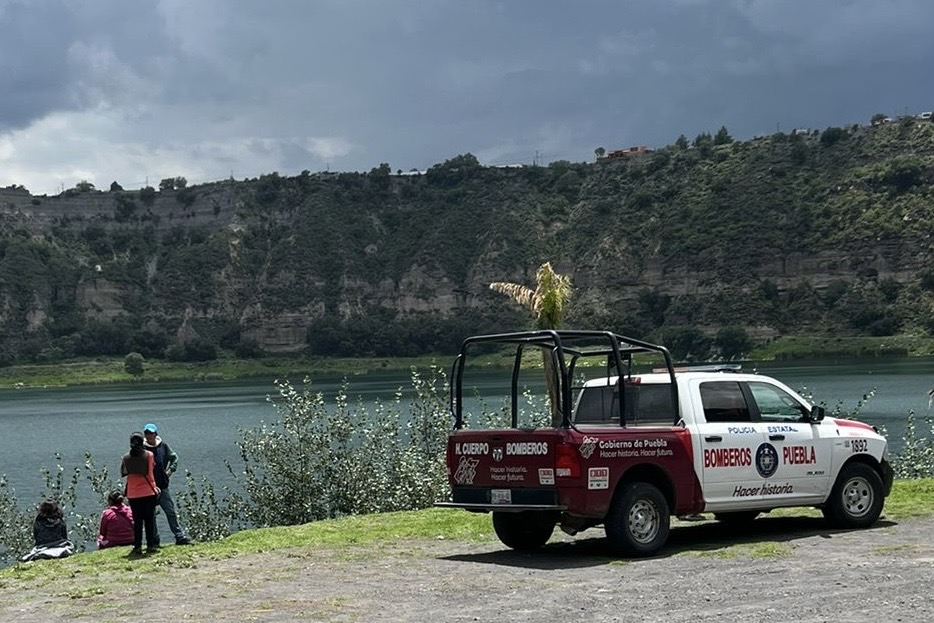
[2, 119, 934, 369]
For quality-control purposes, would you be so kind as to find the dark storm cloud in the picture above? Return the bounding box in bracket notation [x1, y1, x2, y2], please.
[0, 1, 78, 130]
[1, 0, 932, 194]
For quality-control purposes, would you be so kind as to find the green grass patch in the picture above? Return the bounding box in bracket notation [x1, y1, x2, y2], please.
[880, 478, 934, 517]
[2, 481, 932, 591]
[766, 478, 933, 520]
[5, 335, 934, 389]
[216, 507, 495, 553]
[0, 507, 495, 587]
[750, 335, 934, 360]
[689, 541, 793, 559]
[873, 544, 918, 555]
[743, 541, 794, 559]
[0, 355, 453, 389]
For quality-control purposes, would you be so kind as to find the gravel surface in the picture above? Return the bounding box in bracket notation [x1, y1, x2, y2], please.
[1, 514, 931, 622]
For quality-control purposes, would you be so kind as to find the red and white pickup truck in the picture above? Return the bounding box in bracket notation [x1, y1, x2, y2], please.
[437, 330, 894, 556]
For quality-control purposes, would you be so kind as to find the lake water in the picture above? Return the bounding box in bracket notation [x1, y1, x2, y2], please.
[755, 357, 934, 436]
[2, 358, 934, 511]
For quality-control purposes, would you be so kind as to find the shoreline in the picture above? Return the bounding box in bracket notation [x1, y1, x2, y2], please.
[2, 334, 933, 390]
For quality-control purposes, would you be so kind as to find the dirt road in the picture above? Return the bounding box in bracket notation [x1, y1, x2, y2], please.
[2, 514, 931, 622]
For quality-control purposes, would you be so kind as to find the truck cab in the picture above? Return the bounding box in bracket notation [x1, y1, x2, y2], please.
[436, 330, 893, 557]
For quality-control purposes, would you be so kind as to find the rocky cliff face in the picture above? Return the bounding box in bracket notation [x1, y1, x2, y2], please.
[0, 190, 926, 355]
[3, 125, 933, 359]
[0, 182, 240, 234]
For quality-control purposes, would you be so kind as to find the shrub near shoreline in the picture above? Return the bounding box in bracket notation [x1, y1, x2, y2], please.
[0, 368, 452, 565]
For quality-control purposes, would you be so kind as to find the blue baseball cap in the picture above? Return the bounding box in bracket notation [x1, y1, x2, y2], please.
[143, 423, 158, 433]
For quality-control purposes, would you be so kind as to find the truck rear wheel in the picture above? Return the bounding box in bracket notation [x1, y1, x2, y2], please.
[605, 482, 670, 557]
[492, 510, 557, 551]
[822, 462, 884, 528]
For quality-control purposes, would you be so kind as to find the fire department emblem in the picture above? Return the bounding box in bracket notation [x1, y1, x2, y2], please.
[579, 436, 598, 460]
[755, 443, 779, 478]
[492, 447, 504, 462]
[453, 456, 479, 485]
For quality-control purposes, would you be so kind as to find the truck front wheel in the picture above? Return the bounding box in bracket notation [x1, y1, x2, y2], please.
[822, 462, 884, 528]
[492, 510, 557, 551]
[605, 482, 670, 557]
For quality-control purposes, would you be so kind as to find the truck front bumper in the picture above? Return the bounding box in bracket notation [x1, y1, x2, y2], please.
[880, 459, 894, 497]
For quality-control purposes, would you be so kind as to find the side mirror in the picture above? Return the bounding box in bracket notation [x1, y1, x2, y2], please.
[808, 405, 825, 422]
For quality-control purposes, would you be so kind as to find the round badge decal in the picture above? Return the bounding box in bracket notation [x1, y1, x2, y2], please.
[755, 443, 779, 478]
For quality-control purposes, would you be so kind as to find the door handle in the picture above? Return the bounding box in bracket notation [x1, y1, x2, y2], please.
[769, 434, 785, 441]
[705, 435, 723, 442]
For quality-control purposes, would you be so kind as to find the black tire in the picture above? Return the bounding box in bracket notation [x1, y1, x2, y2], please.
[823, 462, 884, 528]
[492, 511, 557, 551]
[714, 511, 759, 524]
[605, 482, 670, 557]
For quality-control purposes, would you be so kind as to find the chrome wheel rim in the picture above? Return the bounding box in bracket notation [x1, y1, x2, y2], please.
[842, 476, 873, 518]
[628, 499, 660, 544]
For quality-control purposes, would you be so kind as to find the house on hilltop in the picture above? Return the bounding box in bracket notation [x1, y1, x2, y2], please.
[601, 145, 651, 160]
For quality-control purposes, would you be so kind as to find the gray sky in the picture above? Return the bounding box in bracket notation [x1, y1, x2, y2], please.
[2, 0, 932, 195]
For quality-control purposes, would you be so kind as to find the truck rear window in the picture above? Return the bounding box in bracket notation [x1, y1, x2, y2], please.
[573, 383, 675, 426]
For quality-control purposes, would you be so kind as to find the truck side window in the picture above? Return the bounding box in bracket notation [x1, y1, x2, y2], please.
[699, 381, 751, 423]
[748, 382, 806, 422]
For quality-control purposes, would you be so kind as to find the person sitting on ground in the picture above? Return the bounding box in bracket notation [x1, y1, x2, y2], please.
[97, 490, 135, 549]
[20, 499, 74, 562]
[33, 499, 68, 547]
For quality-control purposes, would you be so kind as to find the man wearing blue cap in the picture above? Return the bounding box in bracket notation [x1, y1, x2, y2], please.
[142, 423, 192, 546]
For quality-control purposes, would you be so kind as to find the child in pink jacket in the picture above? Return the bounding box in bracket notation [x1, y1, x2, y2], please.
[98, 490, 135, 549]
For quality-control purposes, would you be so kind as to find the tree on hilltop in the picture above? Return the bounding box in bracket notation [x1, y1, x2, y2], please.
[159, 177, 188, 192]
[714, 125, 733, 145]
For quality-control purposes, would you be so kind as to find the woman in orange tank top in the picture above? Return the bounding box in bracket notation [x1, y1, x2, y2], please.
[120, 432, 160, 556]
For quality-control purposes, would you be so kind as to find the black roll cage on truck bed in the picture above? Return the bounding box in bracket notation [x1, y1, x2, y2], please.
[448, 330, 679, 429]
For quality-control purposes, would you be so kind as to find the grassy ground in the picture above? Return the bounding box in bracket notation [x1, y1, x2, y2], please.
[749, 335, 934, 360]
[0, 507, 495, 587]
[1, 478, 931, 585]
[0, 355, 451, 389]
